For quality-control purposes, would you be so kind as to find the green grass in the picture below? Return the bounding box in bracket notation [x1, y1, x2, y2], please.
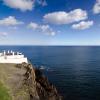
[0, 82, 11, 100]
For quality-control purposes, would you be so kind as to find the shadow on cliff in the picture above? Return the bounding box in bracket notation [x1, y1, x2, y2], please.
[16, 63, 62, 100]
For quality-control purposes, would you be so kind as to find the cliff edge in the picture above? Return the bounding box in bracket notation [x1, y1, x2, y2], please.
[0, 63, 62, 100]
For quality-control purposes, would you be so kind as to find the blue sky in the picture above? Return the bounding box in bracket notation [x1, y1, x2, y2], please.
[0, 0, 100, 45]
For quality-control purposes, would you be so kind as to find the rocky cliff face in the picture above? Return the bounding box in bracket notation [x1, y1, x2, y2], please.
[16, 63, 62, 100]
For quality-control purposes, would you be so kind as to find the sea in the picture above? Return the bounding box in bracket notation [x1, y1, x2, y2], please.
[0, 46, 100, 100]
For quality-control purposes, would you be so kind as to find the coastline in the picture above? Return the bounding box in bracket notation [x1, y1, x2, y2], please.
[0, 63, 62, 100]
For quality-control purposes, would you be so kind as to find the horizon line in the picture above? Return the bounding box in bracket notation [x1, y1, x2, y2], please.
[0, 45, 100, 46]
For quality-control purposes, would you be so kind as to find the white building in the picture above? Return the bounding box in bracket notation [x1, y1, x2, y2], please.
[0, 50, 28, 64]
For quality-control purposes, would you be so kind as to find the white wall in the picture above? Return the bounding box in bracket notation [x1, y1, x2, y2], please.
[0, 57, 28, 64]
[6, 55, 24, 59]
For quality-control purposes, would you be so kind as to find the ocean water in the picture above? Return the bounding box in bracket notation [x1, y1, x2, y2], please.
[0, 46, 100, 100]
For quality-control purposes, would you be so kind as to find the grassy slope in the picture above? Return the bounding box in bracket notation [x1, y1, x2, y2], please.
[0, 64, 29, 100]
[0, 81, 11, 100]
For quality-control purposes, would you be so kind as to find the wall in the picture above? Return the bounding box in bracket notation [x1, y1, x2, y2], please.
[0, 57, 28, 64]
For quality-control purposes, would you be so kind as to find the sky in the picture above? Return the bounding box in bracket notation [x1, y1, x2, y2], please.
[0, 0, 100, 45]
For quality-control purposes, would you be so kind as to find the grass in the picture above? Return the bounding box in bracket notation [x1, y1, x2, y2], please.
[0, 82, 11, 100]
[0, 64, 29, 100]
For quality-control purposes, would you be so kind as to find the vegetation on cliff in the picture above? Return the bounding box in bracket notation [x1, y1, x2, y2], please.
[0, 63, 62, 100]
[0, 81, 11, 100]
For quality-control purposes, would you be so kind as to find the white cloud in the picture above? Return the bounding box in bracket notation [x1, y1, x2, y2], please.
[37, 0, 47, 6]
[28, 22, 56, 36]
[8, 26, 18, 30]
[43, 9, 88, 25]
[72, 21, 94, 30]
[40, 25, 55, 36]
[93, 0, 100, 14]
[0, 16, 23, 26]
[0, 32, 8, 37]
[28, 22, 39, 29]
[3, 0, 34, 12]
[98, 0, 100, 3]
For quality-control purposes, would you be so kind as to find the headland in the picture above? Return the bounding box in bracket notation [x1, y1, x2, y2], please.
[0, 63, 62, 100]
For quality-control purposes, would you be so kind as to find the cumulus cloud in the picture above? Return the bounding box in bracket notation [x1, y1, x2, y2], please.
[8, 26, 18, 30]
[72, 21, 94, 30]
[2, 0, 47, 11]
[37, 0, 47, 6]
[43, 9, 87, 25]
[0, 32, 8, 37]
[28, 22, 56, 36]
[0, 16, 23, 26]
[93, 0, 100, 14]
[3, 0, 34, 12]
[28, 22, 39, 29]
[97, 0, 100, 2]
[40, 25, 55, 36]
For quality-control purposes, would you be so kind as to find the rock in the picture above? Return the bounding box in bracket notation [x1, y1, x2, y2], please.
[0, 63, 62, 100]
[21, 63, 62, 100]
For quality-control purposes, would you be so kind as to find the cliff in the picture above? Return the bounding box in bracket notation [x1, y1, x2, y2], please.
[0, 63, 62, 100]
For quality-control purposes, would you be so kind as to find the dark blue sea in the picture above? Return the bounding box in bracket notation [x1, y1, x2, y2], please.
[1, 46, 100, 100]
